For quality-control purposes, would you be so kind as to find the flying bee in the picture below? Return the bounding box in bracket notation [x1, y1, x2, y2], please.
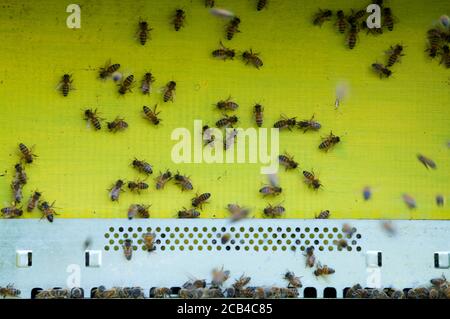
[174, 172, 193, 191]
[11, 179, 23, 203]
[315, 210, 330, 219]
[0, 284, 21, 298]
[224, 129, 238, 150]
[143, 232, 156, 252]
[205, 0, 214, 8]
[233, 275, 251, 290]
[372, 63, 392, 78]
[19, 143, 37, 164]
[402, 194, 416, 209]
[278, 153, 298, 170]
[118, 75, 134, 95]
[84, 109, 103, 130]
[273, 115, 296, 131]
[304, 246, 316, 267]
[342, 223, 356, 237]
[319, 131, 340, 151]
[173, 9, 186, 31]
[141, 72, 155, 94]
[123, 239, 133, 261]
[191, 192, 211, 209]
[313, 9, 332, 26]
[263, 203, 285, 218]
[361, 20, 383, 35]
[382, 7, 395, 31]
[137, 19, 152, 45]
[38, 201, 57, 222]
[163, 81, 176, 102]
[109, 179, 125, 201]
[216, 114, 238, 128]
[440, 45, 450, 68]
[142, 105, 162, 125]
[363, 186, 372, 200]
[58, 74, 73, 97]
[335, 10, 348, 33]
[297, 114, 321, 132]
[107, 117, 128, 133]
[155, 170, 172, 189]
[227, 203, 250, 221]
[211, 267, 230, 287]
[215, 96, 239, 111]
[335, 239, 348, 249]
[177, 207, 200, 218]
[417, 154, 436, 169]
[226, 17, 241, 40]
[221, 233, 231, 244]
[127, 179, 149, 193]
[257, 0, 267, 11]
[314, 263, 335, 277]
[436, 194, 444, 207]
[1, 205, 23, 218]
[132, 158, 153, 175]
[14, 163, 27, 184]
[99, 61, 120, 79]
[27, 190, 41, 212]
[152, 287, 171, 298]
[242, 49, 263, 69]
[212, 42, 235, 60]
[430, 275, 447, 287]
[303, 170, 322, 190]
[254, 104, 263, 127]
[284, 271, 302, 288]
[347, 23, 358, 49]
[386, 44, 405, 67]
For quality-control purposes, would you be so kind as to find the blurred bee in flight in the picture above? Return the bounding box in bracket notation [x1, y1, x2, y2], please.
[303, 170, 322, 190]
[313, 9, 332, 26]
[215, 96, 239, 111]
[211, 267, 230, 288]
[342, 223, 356, 237]
[38, 200, 57, 222]
[99, 60, 120, 80]
[132, 158, 153, 175]
[253, 104, 263, 127]
[263, 203, 285, 218]
[123, 239, 133, 261]
[212, 42, 235, 61]
[227, 203, 250, 221]
[107, 117, 128, 133]
[128, 179, 149, 193]
[141, 72, 155, 94]
[304, 246, 316, 268]
[155, 170, 172, 190]
[216, 114, 238, 128]
[118, 74, 134, 95]
[319, 131, 340, 151]
[173, 9, 186, 31]
[19, 143, 37, 164]
[402, 193, 416, 209]
[142, 105, 162, 126]
[386, 44, 405, 67]
[256, 0, 267, 11]
[143, 232, 156, 252]
[1, 205, 23, 218]
[192, 192, 211, 209]
[259, 173, 282, 196]
[297, 114, 321, 132]
[178, 207, 200, 218]
[224, 128, 238, 150]
[372, 63, 392, 78]
[221, 233, 231, 244]
[436, 194, 444, 207]
[226, 17, 241, 40]
[315, 210, 330, 219]
[109, 179, 125, 201]
[84, 109, 103, 130]
[137, 19, 152, 45]
[417, 154, 436, 170]
[58, 74, 73, 97]
[242, 49, 263, 69]
[202, 125, 216, 147]
[278, 152, 298, 170]
[363, 186, 372, 200]
[314, 262, 335, 277]
[27, 190, 41, 212]
[163, 81, 176, 102]
[273, 114, 296, 131]
[174, 172, 193, 191]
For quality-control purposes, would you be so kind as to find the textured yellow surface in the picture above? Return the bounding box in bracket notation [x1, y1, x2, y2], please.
[0, 0, 448, 219]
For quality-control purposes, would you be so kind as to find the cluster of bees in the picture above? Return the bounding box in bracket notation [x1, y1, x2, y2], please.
[425, 16, 450, 68]
[371, 43, 404, 79]
[1, 144, 57, 222]
[34, 287, 84, 299]
[346, 275, 450, 299]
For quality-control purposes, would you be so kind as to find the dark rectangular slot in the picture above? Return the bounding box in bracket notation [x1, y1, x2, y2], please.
[434, 253, 439, 268]
[303, 287, 317, 298]
[27, 252, 32, 266]
[324, 287, 337, 298]
[377, 252, 382, 267]
[85, 251, 89, 267]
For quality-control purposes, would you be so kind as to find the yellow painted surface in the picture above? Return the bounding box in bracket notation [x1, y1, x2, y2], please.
[0, 0, 448, 219]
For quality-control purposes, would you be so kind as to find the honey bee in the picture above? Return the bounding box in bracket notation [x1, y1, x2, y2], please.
[99, 61, 120, 79]
[123, 239, 133, 261]
[313, 9, 332, 26]
[347, 23, 358, 49]
[430, 275, 447, 287]
[0, 284, 21, 298]
[342, 223, 356, 237]
[173, 9, 186, 31]
[155, 170, 172, 189]
[280, 287, 299, 298]
[14, 163, 27, 185]
[178, 288, 203, 299]
[304, 246, 316, 267]
[417, 154, 436, 169]
[107, 117, 128, 133]
[127, 204, 150, 219]
[27, 190, 41, 212]
[182, 278, 207, 290]
[118, 75, 134, 95]
[11, 179, 23, 203]
[215, 96, 239, 111]
[211, 267, 230, 288]
[1, 205, 23, 218]
[226, 17, 241, 40]
[142, 105, 162, 125]
[221, 233, 231, 244]
[227, 203, 250, 221]
[254, 104, 263, 127]
[177, 207, 200, 218]
[319, 131, 340, 151]
[386, 44, 404, 67]
[38, 201, 57, 222]
[278, 153, 298, 170]
[212, 42, 236, 60]
[361, 20, 383, 35]
[284, 271, 302, 288]
[141, 72, 155, 94]
[143, 232, 156, 252]
[436, 194, 444, 207]
[254, 287, 267, 299]
[204, 0, 214, 8]
[297, 114, 321, 132]
[216, 114, 238, 128]
[224, 128, 238, 150]
[335, 10, 348, 33]
[128, 179, 149, 193]
[191, 192, 211, 209]
[202, 125, 216, 147]
[347, 9, 365, 24]
[132, 158, 153, 175]
[58, 74, 73, 97]
[314, 262, 335, 277]
[402, 194, 416, 209]
[273, 115, 296, 131]
[84, 109, 103, 130]
[315, 210, 330, 219]
[363, 186, 372, 201]
[138, 19, 152, 45]
[303, 170, 322, 190]
[259, 184, 282, 196]
[426, 29, 443, 58]
[152, 287, 171, 298]
[335, 239, 348, 249]
[109, 179, 125, 201]
[372, 63, 392, 78]
[174, 172, 193, 191]
[233, 275, 251, 290]
[163, 81, 176, 102]
[263, 203, 285, 218]
[242, 49, 263, 69]
[19, 143, 37, 164]
[382, 7, 394, 31]
[257, 0, 267, 11]
[440, 45, 450, 68]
